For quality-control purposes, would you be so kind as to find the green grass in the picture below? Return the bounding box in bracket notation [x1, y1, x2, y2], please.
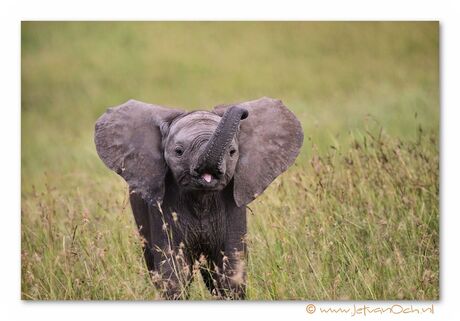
[21, 22, 439, 300]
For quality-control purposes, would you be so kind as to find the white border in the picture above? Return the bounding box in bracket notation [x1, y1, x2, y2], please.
[2, 1, 459, 320]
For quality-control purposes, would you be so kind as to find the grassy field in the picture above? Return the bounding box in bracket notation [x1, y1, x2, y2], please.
[21, 22, 439, 300]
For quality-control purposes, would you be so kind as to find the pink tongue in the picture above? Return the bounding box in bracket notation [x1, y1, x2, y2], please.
[202, 173, 212, 183]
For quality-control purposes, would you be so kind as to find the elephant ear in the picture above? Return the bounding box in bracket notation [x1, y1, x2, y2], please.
[214, 97, 304, 207]
[94, 99, 183, 206]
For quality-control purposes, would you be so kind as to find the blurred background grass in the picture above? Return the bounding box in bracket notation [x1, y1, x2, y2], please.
[21, 22, 439, 300]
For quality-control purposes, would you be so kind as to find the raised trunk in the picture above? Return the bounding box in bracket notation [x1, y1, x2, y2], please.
[194, 106, 248, 176]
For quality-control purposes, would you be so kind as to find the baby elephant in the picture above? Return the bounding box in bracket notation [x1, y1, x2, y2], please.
[94, 97, 303, 299]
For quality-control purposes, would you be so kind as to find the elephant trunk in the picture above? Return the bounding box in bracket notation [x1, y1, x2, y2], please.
[194, 106, 248, 177]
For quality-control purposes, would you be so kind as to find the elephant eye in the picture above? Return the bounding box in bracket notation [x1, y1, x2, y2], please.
[175, 147, 184, 156]
[229, 148, 236, 157]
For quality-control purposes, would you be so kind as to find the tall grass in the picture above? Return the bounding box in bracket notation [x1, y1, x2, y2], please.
[247, 124, 438, 300]
[21, 22, 439, 300]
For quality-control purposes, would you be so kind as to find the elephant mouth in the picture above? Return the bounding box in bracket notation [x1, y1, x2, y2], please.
[201, 173, 213, 183]
[187, 172, 223, 191]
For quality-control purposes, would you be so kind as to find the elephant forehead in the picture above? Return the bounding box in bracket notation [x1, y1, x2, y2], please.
[169, 111, 221, 138]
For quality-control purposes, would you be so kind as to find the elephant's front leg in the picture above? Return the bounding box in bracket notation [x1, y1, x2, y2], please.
[130, 193, 192, 299]
[151, 246, 192, 300]
[212, 206, 247, 300]
[213, 249, 247, 299]
[200, 249, 245, 299]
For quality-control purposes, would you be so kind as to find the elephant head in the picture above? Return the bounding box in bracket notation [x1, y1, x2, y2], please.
[94, 97, 303, 207]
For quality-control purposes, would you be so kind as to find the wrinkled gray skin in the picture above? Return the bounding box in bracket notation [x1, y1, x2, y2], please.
[94, 97, 303, 299]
